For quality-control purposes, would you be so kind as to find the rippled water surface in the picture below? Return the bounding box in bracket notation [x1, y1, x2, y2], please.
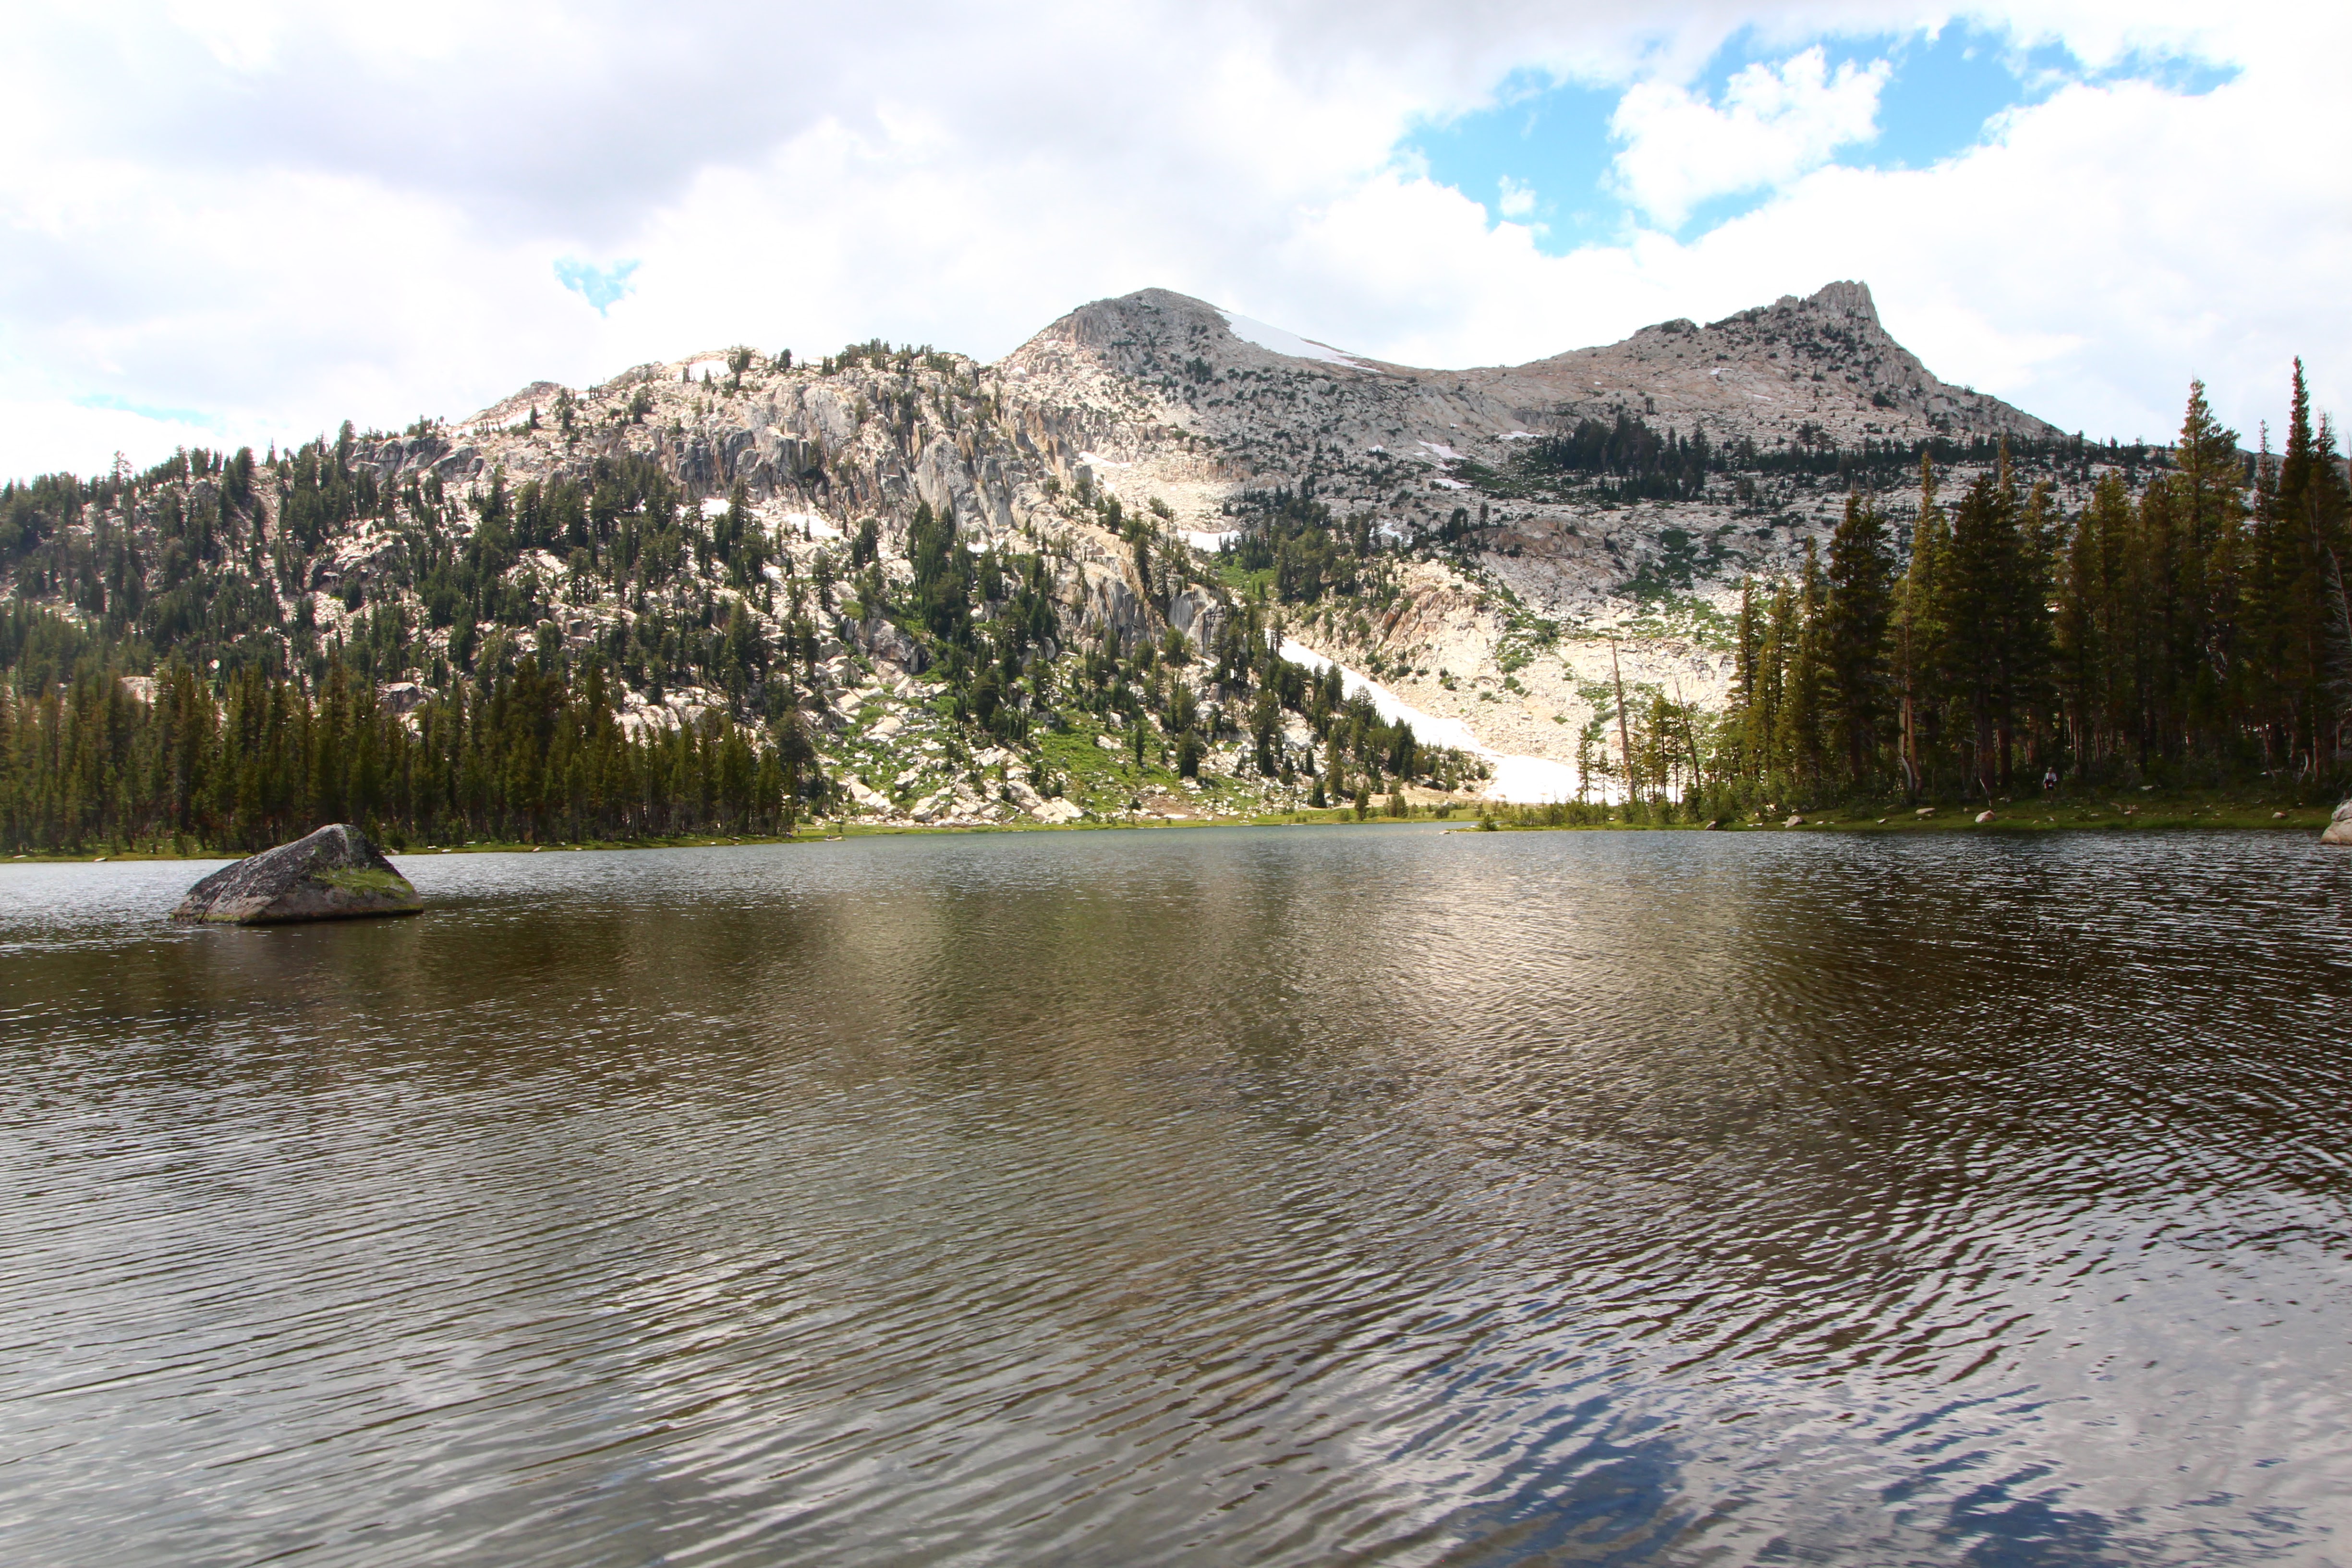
[5, 827, 2352, 1566]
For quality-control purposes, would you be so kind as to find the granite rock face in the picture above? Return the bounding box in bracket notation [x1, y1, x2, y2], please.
[2323, 802, 2352, 845]
[173, 824, 422, 925]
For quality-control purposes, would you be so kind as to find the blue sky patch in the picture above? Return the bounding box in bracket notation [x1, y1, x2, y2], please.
[1399, 24, 2236, 255]
[1815, 24, 2233, 171]
[74, 392, 220, 427]
[555, 257, 641, 315]
[1400, 70, 1623, 249]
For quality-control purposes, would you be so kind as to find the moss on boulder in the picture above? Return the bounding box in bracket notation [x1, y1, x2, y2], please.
[173, 824, 422, 925]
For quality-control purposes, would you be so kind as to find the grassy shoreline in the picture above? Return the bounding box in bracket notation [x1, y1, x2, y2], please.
[1478, 797, 2338, 834]
[0, 807, 1414, 863]
[4, 796, 2338, 863]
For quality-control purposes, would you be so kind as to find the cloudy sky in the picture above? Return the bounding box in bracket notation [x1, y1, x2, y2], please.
[3, 1, 2342, 481]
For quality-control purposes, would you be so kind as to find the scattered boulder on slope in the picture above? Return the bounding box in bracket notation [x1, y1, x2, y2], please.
[2323, 802, 2352, 845]
[173, 824, 422, 925]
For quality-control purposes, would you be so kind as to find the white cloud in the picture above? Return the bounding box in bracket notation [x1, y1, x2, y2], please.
[1496, 175, 1537, 219]
[0, 1, 2341, 481]
[0, 400, 224, 480]
[1282, 42, 2350, 444]
[1609, 48, 1890, 228]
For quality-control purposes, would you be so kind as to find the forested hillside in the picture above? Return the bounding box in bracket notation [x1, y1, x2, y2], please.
[0, 375, 1466, 852]
[0, 284, 2343, 855]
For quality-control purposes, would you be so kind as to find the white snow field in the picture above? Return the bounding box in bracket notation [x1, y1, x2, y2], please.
[1216, 310, 1372, 370]
[1276, 640, 1599, 804]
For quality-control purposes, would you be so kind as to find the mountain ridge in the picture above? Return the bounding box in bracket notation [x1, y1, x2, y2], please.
[1, 280, 2136, 828]
[1010, 280, 2053, 460]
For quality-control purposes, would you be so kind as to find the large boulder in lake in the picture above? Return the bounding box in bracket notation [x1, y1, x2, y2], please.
[2325, 802, 2352, 845]
[173, 824, 422, 925]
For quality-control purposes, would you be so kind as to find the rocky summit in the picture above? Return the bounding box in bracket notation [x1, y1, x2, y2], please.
[4, 280, 2137, 823]
[173, 825, 422, 924]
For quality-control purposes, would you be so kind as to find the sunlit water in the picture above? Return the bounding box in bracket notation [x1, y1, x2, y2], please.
[4, 827, 2350, 1566]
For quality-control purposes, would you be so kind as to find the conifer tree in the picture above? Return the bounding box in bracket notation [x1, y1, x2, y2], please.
[2171, 380, 2248, 755]
[1893, 456, 1947, 796]
[1748, 579, 1796, 790]
[1771, 542, 1829, 793]
[2245, 362, 2352, 771]
[1824, 491, 1895, 789]
[2055, 473, 2134, 766]
[1720, 578, 1762, 786]
[1938, 472, 2043, 795]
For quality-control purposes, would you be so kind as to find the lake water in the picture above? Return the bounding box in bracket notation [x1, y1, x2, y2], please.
[4, 826, 2351, 1566]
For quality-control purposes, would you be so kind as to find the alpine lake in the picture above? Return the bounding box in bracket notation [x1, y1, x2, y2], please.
[4, 824, 2350, 1566]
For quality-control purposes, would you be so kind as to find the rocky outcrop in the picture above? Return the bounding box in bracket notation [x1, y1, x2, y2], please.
[1168, 585, 1224, 649]
[2323, 802, 2352, 845]
[845, 779, 898, 817]
[856, 616, 930, 673]
[173, 824, 423, 925]
[1075, 560, 1149, 644]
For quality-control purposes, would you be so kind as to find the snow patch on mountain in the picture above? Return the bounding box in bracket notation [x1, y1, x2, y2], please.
[1488, 755, 1586, 805]
[1277, 639, 1598, 803]
[1217, 310, 1370, 370]
[1279, 639, 1479, 750]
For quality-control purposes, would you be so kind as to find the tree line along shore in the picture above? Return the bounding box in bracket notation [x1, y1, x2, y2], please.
[1570, 368, 2352, 818]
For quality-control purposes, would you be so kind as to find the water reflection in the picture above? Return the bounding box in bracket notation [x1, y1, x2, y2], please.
[2, 827, 2348, 1564]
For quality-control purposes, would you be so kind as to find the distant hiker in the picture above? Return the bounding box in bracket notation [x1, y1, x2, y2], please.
[2042, 767, 2059, 794]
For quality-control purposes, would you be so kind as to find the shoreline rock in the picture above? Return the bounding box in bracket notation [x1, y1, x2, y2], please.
[172, 824, 422, 925]
[2323, 802, 2352, 846]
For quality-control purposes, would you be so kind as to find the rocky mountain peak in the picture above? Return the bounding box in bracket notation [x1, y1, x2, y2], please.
[1034, 287, 1228, 353]
[1794, 278, 1879, 324]
[994, 280, 2057, 553]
